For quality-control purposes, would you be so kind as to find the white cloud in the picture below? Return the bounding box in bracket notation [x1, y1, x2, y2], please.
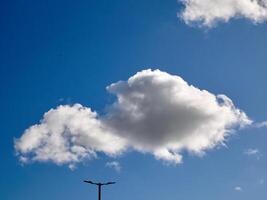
[178, 0, 267, 27]
[15, 69, 252, 168]
[105, 69, 251, 163]
[14, 104, 126, 169]
[234, 186, 243, 191]
[244, 148, 261, 159]
[106, 161, 121, 172]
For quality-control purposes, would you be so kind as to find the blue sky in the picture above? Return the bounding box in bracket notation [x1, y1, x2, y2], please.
[1, 0, 267, 200]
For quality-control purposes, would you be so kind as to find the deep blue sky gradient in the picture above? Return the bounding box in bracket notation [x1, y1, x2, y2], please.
[0, 0, 267, 200]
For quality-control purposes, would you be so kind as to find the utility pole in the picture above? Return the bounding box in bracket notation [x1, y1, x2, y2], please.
[84, 180, 116, 200]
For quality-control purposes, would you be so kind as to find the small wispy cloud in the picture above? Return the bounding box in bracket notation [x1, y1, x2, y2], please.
[106, 161, 121, 172]
[253, 121, 267, 128]
[234, 186, 242, 191]
[259, 179, 265, 185]
[244, 148, 261, 159]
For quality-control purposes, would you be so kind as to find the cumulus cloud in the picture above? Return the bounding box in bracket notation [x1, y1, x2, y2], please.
[106, 161, 121, 172]
[178, 0, 267, 27]
[15, 69, 252, 168]
[14, 104, 126, 168]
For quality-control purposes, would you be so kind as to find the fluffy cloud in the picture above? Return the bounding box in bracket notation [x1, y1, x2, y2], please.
[178, 0, 267, 27]
[15, 105, 126, 168]
[15, 69, 252, 168]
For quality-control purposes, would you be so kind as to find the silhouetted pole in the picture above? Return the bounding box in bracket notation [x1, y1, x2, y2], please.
[98, 184, 101, 200]
[84, 180, 116, 200]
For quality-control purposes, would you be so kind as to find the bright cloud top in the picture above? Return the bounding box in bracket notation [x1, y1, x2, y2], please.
[15, 69, 252, 168]
[178, 0, 267, 27]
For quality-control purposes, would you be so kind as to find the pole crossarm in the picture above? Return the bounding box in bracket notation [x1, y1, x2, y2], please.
[84, 180, 116, 186]
[83, 180, 116, 200]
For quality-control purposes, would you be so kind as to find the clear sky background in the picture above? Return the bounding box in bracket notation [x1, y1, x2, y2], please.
[1, 0, 267, 200]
